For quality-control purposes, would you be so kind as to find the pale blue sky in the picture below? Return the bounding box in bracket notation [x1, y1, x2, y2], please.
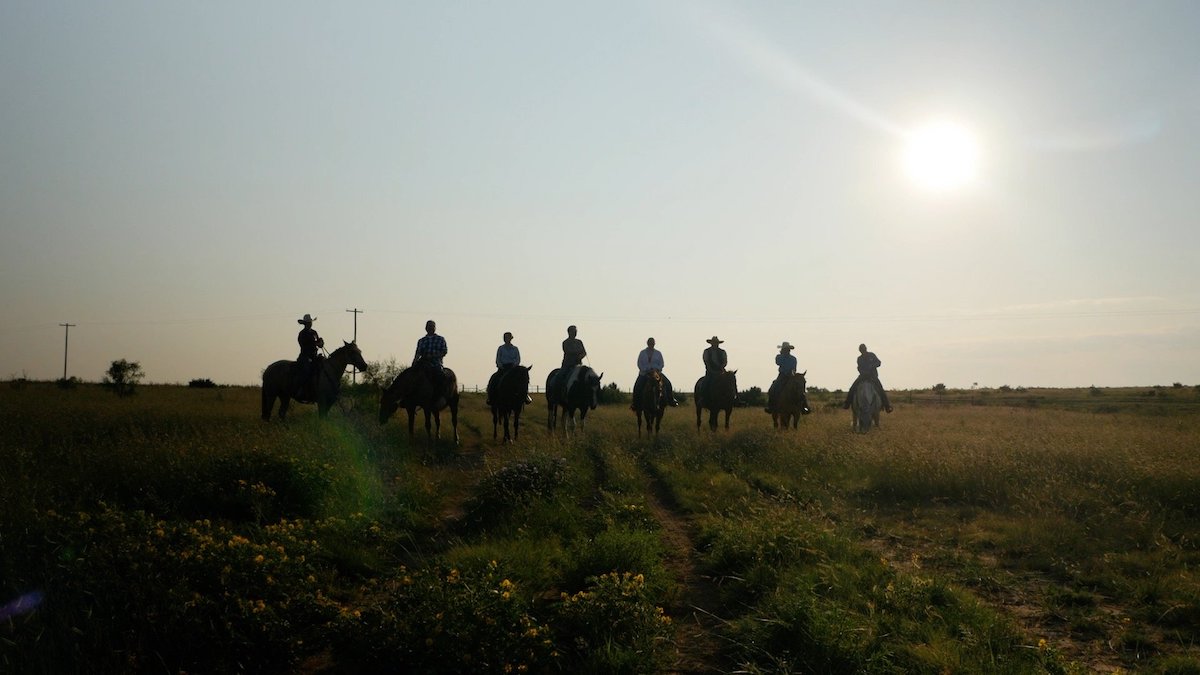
[3, 1, 1198, 391]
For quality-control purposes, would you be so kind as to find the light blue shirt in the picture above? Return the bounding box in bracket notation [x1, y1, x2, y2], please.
[496, 343, 521, 368]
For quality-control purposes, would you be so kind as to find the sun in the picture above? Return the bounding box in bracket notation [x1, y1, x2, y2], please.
[901, 120, 981, 192]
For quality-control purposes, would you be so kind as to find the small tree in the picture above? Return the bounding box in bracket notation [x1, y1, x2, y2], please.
[932, 383, 947, 395]
[104, 359, 144, 397]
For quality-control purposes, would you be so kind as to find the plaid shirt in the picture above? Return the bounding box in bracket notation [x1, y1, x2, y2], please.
[415, 333, 448, 365]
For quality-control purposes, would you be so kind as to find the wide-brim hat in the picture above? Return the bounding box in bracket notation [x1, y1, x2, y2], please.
[298, 314, 316, 324]
[778, 341, 794, 350]
[707, 336, 723, 345]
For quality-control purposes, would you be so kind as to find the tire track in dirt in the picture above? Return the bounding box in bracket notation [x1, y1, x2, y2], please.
[638, 455, 728, 674]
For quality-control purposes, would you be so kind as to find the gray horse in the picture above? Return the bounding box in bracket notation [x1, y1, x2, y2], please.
[261, 341, 368, 420]
[851, 378, 882, 433]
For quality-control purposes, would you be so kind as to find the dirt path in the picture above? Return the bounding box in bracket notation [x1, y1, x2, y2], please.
[640, 459, 728, 674]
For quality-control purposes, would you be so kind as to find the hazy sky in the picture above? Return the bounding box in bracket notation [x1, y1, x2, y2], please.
[3, 1, 1199, 392]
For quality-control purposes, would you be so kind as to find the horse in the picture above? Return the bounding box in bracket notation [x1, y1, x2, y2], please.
[489, 365, 532, 443]
[634, 369, 667, 437]
[261, 341, 368, 420]
[694, 370, 738, 432]
[379, 362, 460, 445]
[851, 379, 882, 433]
[771, 371, 811, 430]
[546, 366, 603, 432]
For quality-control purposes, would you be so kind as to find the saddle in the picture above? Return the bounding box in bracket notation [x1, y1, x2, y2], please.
[292, 355, 325, 402]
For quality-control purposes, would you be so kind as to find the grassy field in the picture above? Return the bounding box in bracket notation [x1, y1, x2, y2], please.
[2, 381, 1198, 673]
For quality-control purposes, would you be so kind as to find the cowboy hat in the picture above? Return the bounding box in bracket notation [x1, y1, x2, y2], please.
[778, 341, 794, 350]
[297, 314, 316, 324]
[707, 336, 723, 345]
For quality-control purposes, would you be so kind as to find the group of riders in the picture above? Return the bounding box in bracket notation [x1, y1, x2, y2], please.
[292, 314, 893, 414]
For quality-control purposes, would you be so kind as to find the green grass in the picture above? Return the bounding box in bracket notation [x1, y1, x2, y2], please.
[2, 381, 1199, 672]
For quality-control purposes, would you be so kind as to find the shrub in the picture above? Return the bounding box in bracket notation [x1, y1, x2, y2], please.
[103, 359, 144, 397]
[553, 572, 673, 673]
[188, 378, 217, 388]
[334, 561, 557, 674]
[932, 383, 946, 394]
[466, 456, 569, 523]
[598, 382, 627, 405]
[740, 386, 765, 406]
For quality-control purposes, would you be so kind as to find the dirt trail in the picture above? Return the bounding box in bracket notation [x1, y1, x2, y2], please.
[640, 460, 728, 674]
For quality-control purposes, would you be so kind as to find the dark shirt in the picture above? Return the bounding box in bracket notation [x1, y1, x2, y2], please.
[562, 338, 586, 368]
[857, 352, 882, 379]
[703, 346, 727, 373]
[297, 327, 320, 360]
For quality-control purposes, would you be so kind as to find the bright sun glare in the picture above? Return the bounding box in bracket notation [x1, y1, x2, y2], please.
[902, 121, 981, 192]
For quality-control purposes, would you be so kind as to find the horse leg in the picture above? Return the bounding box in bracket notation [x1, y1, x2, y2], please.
[424, 409, 434, 442]
[492, 407, 499, 440]
[261, 388, 274, 421]
[695, 404, 702, 431]
[407, 408, 417, 439]
[723, 408, 731, 431]
[512, 408, 520, 442]
[449, 400, 460, 445]
[278, 395, 291, 421]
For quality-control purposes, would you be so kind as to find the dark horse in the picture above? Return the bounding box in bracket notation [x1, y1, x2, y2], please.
[770, 371, 811, 430]
[634, 369, 668, 437]
[851, 377, 882, 433]
[694, 370, 738, 431]
[489, 365, 532, 443]
[379, 361, 460, 445]
[546, 366, 603, 432]
[261, 341, 368, 420]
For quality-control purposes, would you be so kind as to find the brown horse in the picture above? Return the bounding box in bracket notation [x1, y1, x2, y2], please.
[694, 370, 738, 431]
[261, 341, 368, 420]
[770, 371, 811, 430]
[634, 369, 667, 437]
[379, 361, 460, 445]
[489, 365, 532, 443]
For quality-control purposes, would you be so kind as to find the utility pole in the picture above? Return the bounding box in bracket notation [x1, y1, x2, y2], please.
[59, 323, 76, 381]
[345, 308, 363, 383]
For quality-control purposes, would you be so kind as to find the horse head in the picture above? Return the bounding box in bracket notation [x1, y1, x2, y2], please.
[335, 340, 370, 373]
[379, 369, 415, 424]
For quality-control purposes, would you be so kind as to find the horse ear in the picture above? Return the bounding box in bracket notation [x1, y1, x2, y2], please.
[800, 370, 806, 376]
[344, 340, 352, 347]
[730, 369, 738, 375]
[524, 365, 533, 372]
[598, 372, 604, 380]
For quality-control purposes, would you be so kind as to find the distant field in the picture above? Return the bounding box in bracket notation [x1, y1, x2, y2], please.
[2, 381, 1198, 673]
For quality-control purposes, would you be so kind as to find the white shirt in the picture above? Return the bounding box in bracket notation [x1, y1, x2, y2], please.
[637, 347, 664, 375]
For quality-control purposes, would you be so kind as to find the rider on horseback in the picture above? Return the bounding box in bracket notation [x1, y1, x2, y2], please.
[555, 325, 587, 400]
[486, 331, 531, 405]
[295, 313, 324, 399]
[631, 337, 677, 411]
[697, 336, 727, 401]
[765, 341, 797, 414]
[842, 343, 893, 413]
[413, 320, 449, 397]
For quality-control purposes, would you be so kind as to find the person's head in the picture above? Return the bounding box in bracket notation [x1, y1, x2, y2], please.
[298, 313, 315, 326]
[778, 341, 794, 353]
[646, 337, 656, 349]
[707, 336, 723, 347]
[426, 320, 436, 335]
[859, 343, 868, 354]
[503, 331, 513, 344]
[567, 325, 577, 338]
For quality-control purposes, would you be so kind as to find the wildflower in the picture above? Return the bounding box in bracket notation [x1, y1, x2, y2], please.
[1037, 638, 1048, 651]
[254, 554, 265, 564]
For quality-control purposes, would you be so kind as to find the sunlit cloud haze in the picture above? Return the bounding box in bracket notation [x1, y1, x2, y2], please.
[2, 1, 1198, 392]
